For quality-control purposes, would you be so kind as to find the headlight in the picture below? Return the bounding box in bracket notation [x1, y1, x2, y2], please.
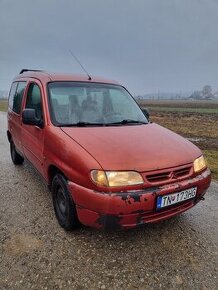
[91, 170, 144, 187]
[193, 155, 207, 173]
[90, 170, 108, 187]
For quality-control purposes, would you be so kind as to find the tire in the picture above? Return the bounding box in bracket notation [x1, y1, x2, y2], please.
[51, 174, 79, 231]
[10, 140, 24, 165]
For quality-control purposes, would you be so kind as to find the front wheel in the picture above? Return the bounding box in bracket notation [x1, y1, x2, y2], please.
[52, 174, 79, 231]
[10, 140, 24, 165]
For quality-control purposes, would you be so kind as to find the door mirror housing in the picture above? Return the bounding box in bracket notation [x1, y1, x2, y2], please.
[142, 108, 150, 120]
[22, 109, 43, 128]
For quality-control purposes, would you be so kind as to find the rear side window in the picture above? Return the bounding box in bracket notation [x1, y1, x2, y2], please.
[8, 82, 18, 110]
[9, 82, 26, 114]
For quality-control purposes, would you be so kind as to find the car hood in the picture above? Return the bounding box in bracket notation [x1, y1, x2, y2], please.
[61, 123, 201, 172]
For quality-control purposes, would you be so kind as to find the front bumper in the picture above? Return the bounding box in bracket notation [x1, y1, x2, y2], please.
[68, 168, 211, 230]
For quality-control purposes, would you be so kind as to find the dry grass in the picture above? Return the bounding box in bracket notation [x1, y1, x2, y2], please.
[151, 112, 218, 139]
[203, 150, 218, 180]
[0, 100, 7, 112]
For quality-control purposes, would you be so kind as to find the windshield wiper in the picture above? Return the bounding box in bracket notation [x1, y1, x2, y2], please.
[59, 122, 105, 127]
[58, 120, 147, 127]
[106, 119, 148, 126]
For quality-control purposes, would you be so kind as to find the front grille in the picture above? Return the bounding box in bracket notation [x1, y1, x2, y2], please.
[146, 172, 170, 183]
[174, 167, 191, 177]
[146, 165, 192, 184]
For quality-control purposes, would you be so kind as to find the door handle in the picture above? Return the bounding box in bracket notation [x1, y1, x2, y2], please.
[34, 126, 41, 130]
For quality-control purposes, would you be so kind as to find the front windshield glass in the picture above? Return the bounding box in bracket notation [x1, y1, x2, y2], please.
[48, 82, 148, 126]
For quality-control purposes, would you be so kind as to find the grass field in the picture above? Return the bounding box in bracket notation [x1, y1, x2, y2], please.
[144, 106, 218, 114]
[139, 99, 218, 109]
[0, 100, 7, 112]
[139, 100, 218, 180]
[139, 99, 218, 114]
[0, 99, 217, 180]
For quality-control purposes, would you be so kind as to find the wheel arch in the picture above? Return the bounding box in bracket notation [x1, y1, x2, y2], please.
[7, 130, 12, 142]
[47, 165, 67, 188]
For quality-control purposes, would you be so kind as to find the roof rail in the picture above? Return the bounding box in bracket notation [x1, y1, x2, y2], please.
[19, 69, 44, 74]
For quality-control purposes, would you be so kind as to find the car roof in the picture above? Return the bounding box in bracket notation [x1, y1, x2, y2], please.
[13, 70, 121, 85]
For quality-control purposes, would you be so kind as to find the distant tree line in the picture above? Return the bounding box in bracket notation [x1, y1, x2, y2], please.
[189, 85, 218, 100]
[136, 85, 218, 100]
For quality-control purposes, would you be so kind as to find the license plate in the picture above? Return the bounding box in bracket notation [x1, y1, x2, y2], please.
[156, 187, 197, 209]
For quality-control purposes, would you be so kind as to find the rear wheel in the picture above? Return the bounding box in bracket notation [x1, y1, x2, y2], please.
[10, 140, 24, 165]
[52, 174, 79, 231]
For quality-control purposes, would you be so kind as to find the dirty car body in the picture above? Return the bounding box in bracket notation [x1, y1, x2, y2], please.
[7, 70, 211, 230]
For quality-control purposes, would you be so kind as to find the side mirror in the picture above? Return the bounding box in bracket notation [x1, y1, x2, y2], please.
[142, 108, 150, 120]
[22, 109, 43, 128]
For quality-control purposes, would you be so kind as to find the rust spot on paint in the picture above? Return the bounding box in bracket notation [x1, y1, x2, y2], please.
[96, 214, 122, 230]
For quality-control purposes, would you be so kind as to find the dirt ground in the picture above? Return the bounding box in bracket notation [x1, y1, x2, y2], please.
[0, 111, 218, 290]
[151, 111, 218, 149]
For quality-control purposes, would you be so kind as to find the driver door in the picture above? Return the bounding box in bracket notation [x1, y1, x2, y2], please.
[21, 81, 45, 175]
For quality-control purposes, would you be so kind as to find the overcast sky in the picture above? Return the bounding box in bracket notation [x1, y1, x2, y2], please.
[0, 0, 218, 94]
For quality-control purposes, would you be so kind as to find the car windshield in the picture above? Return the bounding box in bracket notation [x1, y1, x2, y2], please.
[48, 82, 148, 126]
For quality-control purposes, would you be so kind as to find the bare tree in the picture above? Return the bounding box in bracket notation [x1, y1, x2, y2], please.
[202, 85, 212, 97]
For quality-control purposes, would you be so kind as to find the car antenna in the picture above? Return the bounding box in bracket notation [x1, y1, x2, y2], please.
[69, 50, 92, 80]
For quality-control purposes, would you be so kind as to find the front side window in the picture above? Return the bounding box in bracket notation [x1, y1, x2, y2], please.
[48, 82, 148, 126]
[25, 83, 43, 120]
[9, 82, 26, 114]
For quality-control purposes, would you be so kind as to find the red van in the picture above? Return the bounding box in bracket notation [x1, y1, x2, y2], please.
[7, 69, 211, 230]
